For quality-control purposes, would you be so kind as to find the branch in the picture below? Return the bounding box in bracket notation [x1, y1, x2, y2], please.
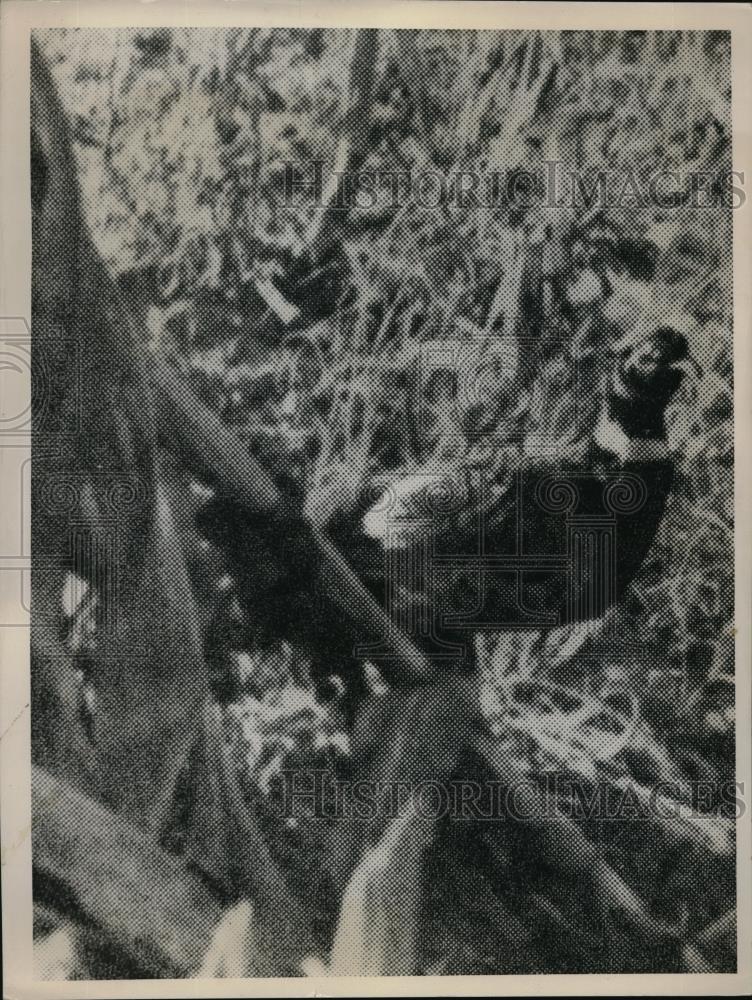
[150, 361, 435, 684]
[32, 765, 222, 977]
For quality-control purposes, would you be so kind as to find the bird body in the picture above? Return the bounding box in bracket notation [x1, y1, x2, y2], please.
[204, 326, 690, 684]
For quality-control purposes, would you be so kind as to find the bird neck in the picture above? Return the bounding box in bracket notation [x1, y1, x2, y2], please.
[607, 368, 675, 440]
[594, 370, 673, 463]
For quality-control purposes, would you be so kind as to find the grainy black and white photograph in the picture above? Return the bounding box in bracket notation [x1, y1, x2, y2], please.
[2, 2, 749, 992]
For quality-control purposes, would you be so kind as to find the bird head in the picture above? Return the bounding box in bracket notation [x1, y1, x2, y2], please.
[605, 326, 701, 443]
[617, 327, 698, 398]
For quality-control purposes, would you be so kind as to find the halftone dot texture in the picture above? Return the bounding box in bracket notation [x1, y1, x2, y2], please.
[31, 29, 734, 977]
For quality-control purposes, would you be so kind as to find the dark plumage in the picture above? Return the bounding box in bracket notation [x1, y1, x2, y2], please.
[202, 327, 693, 692]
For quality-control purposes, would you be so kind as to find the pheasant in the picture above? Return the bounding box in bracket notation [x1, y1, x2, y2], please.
[200, 323, 694, 696]
[315, 325, 693, 668]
